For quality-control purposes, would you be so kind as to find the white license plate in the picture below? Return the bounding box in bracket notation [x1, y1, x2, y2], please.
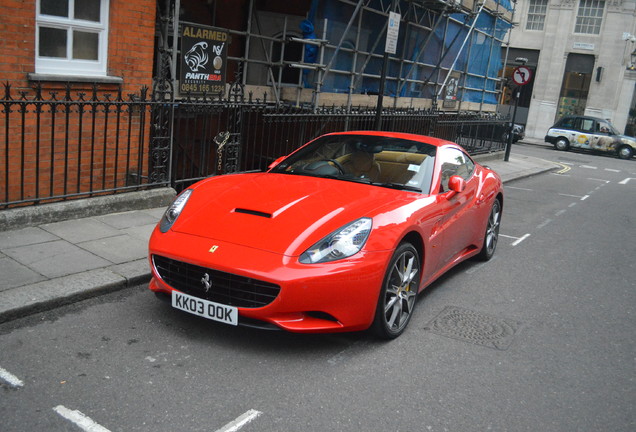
[172, 291, 238, 326]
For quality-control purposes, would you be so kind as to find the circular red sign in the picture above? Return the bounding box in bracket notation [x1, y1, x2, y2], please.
[512, 66, 532, 86]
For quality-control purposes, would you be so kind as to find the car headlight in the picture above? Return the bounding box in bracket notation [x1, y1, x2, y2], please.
[299, 218, 372, 264]
[159, 189, 192, 233]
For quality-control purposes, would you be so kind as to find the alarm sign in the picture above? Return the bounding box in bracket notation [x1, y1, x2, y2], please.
[512, 66, 532, 86]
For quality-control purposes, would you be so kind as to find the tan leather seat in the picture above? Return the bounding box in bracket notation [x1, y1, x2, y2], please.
[343, 151, 381, 182]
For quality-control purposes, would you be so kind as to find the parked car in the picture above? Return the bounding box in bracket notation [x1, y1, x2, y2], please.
[545, 115, 635, 159]
[148, 131, 503, 339]
[500, 123, 525, 143]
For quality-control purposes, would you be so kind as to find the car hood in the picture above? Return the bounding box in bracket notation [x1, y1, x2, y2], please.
[172, 173, 412, 256]
[617, 135, 636, 146]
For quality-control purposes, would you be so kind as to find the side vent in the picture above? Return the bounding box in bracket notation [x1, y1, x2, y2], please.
[234, 208, 272, 218]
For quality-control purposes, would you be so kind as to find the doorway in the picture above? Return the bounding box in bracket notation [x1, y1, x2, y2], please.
[556, 53, 595, 120]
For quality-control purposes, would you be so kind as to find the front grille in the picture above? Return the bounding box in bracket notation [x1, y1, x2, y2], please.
[152, 255, 280, 308]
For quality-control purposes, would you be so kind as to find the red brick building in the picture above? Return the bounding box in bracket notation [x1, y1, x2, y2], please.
[1, 0, 155, 94]
[1, 0, 156, 206]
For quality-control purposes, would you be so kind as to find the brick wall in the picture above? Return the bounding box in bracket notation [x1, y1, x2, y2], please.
[0, 0, 157, 207]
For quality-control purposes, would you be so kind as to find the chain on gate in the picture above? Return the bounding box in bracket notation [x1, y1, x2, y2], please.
[214, 131, 231, 173]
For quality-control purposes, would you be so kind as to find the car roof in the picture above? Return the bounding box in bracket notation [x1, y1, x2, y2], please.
[322, 130, 456, 148]
[557, 115, 606, 122]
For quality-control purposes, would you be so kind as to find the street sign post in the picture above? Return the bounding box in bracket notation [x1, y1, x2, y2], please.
[505, 66, 533, 161]
[375, 9, 400, 130]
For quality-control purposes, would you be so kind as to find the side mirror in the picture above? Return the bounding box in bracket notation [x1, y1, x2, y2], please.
[445, 175, 465, 198]
[268, 156, 286, 170]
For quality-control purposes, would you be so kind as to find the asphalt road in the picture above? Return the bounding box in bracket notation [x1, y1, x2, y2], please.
[1, 144, 634, 432]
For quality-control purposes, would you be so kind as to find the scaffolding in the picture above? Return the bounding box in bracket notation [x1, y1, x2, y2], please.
[155, 0, 513, 112]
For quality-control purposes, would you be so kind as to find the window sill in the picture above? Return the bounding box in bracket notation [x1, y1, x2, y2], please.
[28, 73, 124, 85]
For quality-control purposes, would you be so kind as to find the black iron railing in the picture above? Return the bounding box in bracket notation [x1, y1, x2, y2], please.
[1, 81, 509, 208]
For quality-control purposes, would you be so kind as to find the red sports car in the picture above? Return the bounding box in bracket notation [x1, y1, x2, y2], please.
[148, 131, 503, 338]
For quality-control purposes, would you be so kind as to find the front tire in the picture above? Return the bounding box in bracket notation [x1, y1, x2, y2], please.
[476, 199, 501, 261]
[371, 243, 420, 339]
[555, 138, 570, 151]
[617, 145, 633, 160]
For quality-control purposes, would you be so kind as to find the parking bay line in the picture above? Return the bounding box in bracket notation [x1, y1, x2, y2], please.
[215, 409, 262, 432]
[500, 233, 530, 246]
[506, 186, 534, 191]
[536, 219, 552, 229]
[0, 366, 24, 388]
[53, 406, 111, 432]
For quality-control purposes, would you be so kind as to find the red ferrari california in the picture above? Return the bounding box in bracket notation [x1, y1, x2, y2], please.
[148, 131, 503, 338]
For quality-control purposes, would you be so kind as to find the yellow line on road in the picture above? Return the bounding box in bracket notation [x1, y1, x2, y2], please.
[554, 162, 571, 174]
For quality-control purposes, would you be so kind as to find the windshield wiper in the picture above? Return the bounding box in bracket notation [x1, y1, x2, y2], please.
[370, 182, 422, 192]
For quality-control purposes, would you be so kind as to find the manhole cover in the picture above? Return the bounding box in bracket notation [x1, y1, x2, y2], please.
[424, 306, 521, 350]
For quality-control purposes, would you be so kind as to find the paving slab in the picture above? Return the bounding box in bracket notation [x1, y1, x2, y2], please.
[0, 257, 46, 291]
[78, 234, 149, 265]
[0, 227, 60, 249]
[98, 210, 161, 230]
[3, 240, 111, 279]
[122, 224, 157, 242]
[41, 218, 121, 243]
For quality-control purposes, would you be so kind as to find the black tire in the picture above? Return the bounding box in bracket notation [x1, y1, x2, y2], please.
[617, 145, 633, 160]
[555, 138, 570, 151]
[476, 199, 501, 261]
[371, 243, 420, 339]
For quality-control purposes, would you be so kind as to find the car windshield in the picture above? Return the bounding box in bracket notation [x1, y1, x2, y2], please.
[270, 134, 437, 193]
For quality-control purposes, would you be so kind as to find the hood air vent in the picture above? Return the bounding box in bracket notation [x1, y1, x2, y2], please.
[234, 208, 272, 218]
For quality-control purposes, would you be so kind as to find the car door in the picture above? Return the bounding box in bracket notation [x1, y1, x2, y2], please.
[571, 117, 596, 149]
[435, 147, 478, 264]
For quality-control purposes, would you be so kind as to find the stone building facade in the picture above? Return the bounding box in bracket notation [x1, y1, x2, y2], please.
[506, 0, 636, 138]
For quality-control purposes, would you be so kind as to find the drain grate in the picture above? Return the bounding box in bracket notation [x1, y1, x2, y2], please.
[424, 306, 521, 350]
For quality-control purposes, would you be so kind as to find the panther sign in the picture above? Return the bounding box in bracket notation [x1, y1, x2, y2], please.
[180, 24, 229, 95]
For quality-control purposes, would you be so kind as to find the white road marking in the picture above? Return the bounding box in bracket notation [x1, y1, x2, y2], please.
[587, 178, 610, 183]
[511, 234, 531, 246]
[53, 406, 111, 432]
[0, 366, 24, 388]
[555, 209, 566, 217]
[568, 202, 577, 208]
[537, 219, 552, 229]
[559, 193, 584, 198]
[506, 186, 534, 191]
[605, 168, 621, 173]
[619, 178, 634, 185]
[580, 195, 590, 201]
[580, 165, 597, 169]
[500, 233, 530, 246]
[215, 410, 262, 432]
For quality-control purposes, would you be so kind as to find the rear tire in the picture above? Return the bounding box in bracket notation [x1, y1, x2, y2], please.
[371, 243, 420, 339]
[476, 199, 501, 261]
[555, 138, 570, 151]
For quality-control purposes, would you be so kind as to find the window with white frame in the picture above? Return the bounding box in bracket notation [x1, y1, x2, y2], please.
[526, 0, 548, 31]
[36, 0, 109, 76]
[575, 0, 605, 35]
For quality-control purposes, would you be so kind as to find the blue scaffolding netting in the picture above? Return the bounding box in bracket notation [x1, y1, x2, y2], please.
[308, 0, 512, 105]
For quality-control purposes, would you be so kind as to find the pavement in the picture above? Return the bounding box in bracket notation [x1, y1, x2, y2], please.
[0, 141, 557, 324]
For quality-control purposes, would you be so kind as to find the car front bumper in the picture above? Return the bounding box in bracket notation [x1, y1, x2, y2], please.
[148, 227, 392, 333]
